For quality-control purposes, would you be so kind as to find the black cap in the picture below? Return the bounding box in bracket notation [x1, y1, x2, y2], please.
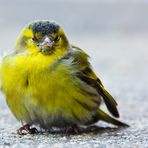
[29, 21, 59, 35]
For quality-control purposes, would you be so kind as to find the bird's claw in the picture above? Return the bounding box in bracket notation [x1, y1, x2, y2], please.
[64, 125, 79, 134]
[17, 124, 38, 135]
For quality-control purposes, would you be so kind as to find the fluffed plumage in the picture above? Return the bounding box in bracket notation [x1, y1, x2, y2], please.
[0, 21, 128, 134]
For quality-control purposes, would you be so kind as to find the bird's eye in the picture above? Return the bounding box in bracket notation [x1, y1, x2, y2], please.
[32, 37, 40, 46]
[32, 33, 42, 42]
[32, 37, 37, 42]
[55, 36, 60, 42]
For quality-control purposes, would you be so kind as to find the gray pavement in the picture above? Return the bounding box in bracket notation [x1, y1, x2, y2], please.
[0, 0, 148, 147]
[0, 34, 148, 148]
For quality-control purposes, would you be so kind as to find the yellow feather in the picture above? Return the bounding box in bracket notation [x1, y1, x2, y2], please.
[1, 49, 98, 126]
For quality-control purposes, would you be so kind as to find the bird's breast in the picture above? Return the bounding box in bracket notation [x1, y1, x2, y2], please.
[1, 53, 100, 127]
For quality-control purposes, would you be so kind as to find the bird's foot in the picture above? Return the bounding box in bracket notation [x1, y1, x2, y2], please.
[64, 124, 79, 134]
[17, 124, 38, 135]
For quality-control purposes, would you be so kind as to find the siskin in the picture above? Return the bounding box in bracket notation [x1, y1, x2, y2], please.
[0, 21, 128, 135]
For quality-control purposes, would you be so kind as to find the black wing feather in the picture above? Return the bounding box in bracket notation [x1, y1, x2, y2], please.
[77, 72, 119, 118]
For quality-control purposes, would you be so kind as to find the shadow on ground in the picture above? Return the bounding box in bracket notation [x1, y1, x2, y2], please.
[36, 125, 129, 136]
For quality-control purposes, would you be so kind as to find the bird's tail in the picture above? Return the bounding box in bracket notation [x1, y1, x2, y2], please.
[96, 108, 129, 127]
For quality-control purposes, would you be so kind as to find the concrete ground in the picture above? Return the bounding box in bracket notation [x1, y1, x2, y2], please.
[0, 34, 147, 148]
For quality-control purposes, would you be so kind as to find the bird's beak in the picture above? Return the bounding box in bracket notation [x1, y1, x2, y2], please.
[39, 36, 54, 54]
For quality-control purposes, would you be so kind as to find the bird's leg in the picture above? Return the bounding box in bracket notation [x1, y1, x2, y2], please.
[17, 124, 38, 135]
[64, 124, 79, 134]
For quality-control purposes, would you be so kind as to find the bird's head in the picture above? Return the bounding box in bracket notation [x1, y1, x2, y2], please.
[15, 21, 71, 55]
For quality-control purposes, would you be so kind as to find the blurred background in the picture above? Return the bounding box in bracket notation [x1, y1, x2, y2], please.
[0, 0, 148, 147]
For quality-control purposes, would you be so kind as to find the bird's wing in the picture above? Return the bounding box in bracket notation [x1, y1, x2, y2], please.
[67, 45, 119, 118]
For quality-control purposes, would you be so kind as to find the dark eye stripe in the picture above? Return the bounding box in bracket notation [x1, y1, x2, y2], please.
[32, 35, 42, 43]
[55, 36, 60, 42]
[32, 38, 40, 45]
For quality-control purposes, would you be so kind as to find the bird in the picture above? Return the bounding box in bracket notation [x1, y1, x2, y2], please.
[0, 20, 128, 135]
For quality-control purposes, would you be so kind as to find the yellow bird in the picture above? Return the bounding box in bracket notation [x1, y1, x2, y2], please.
[0, 21, 128, 135]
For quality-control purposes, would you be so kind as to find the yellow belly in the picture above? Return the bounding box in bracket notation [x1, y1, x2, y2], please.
[1, 53, 100, 128]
